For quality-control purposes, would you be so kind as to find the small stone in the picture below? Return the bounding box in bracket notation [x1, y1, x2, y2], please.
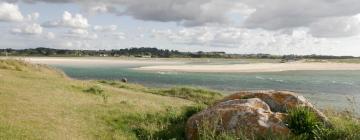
[121, 78, 127, 83]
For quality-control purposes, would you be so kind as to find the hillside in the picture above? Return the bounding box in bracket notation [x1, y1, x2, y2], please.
[0, 59, 222, 139]
[1, 59, 360, 140]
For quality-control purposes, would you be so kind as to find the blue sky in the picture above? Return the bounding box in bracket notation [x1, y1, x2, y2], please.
[1, 0, 360, 56]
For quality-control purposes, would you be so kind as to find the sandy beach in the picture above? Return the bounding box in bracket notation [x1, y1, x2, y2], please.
[136, 62, 360, 73]
[20, 57, 182, 65]
[7, 57, 360, 73]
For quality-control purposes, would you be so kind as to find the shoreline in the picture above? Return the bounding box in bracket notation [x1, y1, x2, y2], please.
[135, 62, 360, 73]
[19, 57, 183, 65]
[5, 57, 360, 73]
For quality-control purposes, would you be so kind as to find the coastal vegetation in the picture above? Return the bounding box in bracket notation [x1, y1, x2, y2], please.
[1, 59, 360, 140]
[98, 80, 223, 105]
[1, 47, 359, 61]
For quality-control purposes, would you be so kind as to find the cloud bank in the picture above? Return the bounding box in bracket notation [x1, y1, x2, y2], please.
[11, 23, 42, 35]
[2, 0, 359, 35]
[1, 0, 360, 55]
[0, 2, 23, 22]
[43, 11, 89, 29]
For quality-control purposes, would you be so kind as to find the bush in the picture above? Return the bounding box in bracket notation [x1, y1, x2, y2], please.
[285, 107, 325, 139]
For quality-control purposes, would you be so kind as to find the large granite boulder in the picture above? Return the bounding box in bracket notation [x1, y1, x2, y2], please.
[219, 90, 329, 125]
[186, 90, 330, 140]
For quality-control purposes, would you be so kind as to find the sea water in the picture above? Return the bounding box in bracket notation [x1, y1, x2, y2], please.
[51, 63, 360, 113]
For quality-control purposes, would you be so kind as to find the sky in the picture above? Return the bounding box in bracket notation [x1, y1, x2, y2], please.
[0, 0, 360, 56]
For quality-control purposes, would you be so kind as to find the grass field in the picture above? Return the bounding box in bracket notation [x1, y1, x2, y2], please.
[0, 59, 209, 139]
[1, 59, 360, 140]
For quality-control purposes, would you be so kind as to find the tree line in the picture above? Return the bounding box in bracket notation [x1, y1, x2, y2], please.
[0, 47, 357, 59]
[0, 47, 182, 58]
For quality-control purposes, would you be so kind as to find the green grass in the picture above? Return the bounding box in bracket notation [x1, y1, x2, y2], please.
[284, 107, 326, 139]
[320, 110, 360, 140]
[152, 87, 223, 105]
[103, 105, 206, 140]
[285, 107, 360, 140]
[1, 59, 360, 140]
[286, 107, 323, 136]
[193, 107, 360, 140]
[99, 80, 223, 105]
[83, 85, 109, 104]
[0, 59, 195, 139]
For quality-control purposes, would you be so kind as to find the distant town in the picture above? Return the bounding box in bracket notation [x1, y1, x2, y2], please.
[0, 47, 358, 60]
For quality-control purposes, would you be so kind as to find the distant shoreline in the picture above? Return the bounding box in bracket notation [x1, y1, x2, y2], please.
[19, 57, 183, 65]
[5, 57, 360, 73]
[135, 62, 360, 73]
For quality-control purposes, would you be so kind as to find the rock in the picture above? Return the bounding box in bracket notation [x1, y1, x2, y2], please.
[121, 78, 127, 83]
[186, 98, 291, 140]
[186, 90, 330, 140]
[218, 90, 330, 126]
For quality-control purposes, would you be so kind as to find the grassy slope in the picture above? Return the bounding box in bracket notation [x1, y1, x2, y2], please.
[1, 59, 360, 140]
[0, 60, 197, 140]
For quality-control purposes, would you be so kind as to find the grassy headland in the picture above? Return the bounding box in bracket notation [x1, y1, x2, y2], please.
[0, 59, 360, 140]
[0, 59, 206, 139]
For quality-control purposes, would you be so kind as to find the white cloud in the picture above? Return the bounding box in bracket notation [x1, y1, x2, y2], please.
[112, 32, 126, 39]
[3, 0, 360, 56]
[309, 15, 360, 38]
[120, 0, 236, 26]
[57, 40, 91, 49]
[10, 11, 44, 36]
[11, 23, 43, 35]
[153, 27, 245, 47]
[68, 28, 88, 35]
[12, 0, 360, 38]
[12, 0, 244, 26]
[45, 32, 55, 39]
[25, 12, 39, 21]
[152, 26, 329, 55]
[93, 25, 117, 32]
[43, 11, 89, 29]
[241, 0, 360, 30]
[64, 29, 98, 39]
[83, 3, 111, 14]
[0, 2, 23, 22]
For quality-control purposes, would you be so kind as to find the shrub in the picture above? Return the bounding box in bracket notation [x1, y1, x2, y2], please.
[285, 107, 324, 139]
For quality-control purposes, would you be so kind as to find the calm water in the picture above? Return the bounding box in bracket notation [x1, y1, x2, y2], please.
[51, 62, 360, 112]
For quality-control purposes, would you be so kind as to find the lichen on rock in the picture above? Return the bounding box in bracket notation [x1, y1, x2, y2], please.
[186, 90, 330, 140]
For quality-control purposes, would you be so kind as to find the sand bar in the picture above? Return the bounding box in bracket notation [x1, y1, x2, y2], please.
[18, 57, 182, 65]
[5, 57, 360, 73]
[136, 62, 360, 73]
